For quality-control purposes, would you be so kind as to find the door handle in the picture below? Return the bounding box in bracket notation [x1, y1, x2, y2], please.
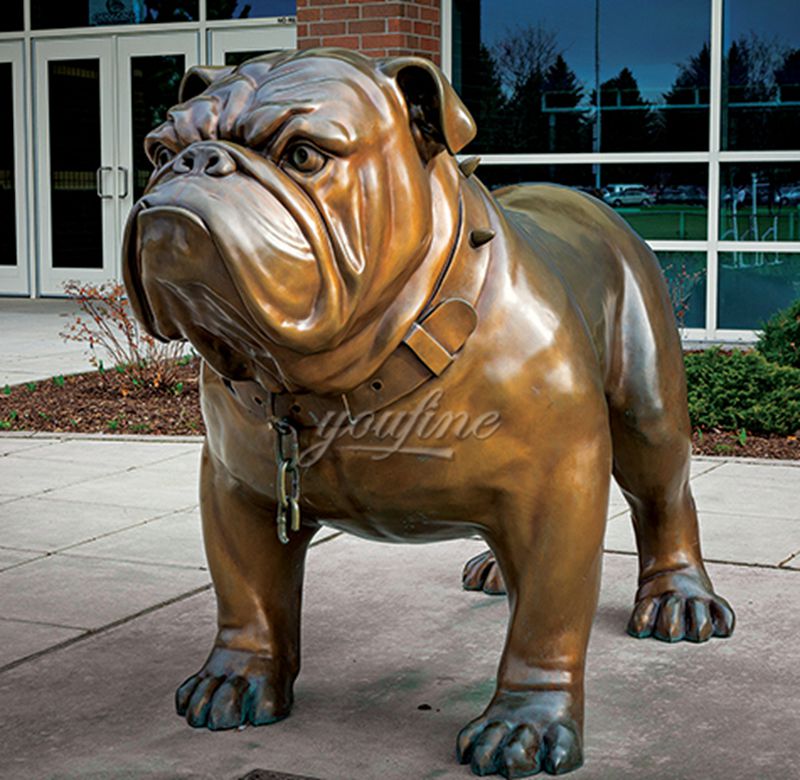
[117, 166, 129, 199]
[96, 166, 113, 199]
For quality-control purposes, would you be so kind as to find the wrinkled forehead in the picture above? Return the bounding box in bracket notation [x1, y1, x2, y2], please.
[162, 55, 401, 152]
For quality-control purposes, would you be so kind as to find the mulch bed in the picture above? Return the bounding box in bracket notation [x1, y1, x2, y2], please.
[0, 360, 203, 436]
[2, 360, 799, 459]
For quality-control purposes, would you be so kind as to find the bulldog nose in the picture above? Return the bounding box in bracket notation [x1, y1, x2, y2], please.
[173, 145, 236, 177]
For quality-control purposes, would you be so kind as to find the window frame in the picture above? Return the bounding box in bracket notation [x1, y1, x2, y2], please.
[442, 0, 800, 342]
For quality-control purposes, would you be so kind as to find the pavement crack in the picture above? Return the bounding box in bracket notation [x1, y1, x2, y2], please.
[0, 583, 214, 677]
[0, 529, 344, 676]
[604, 548, 800, 572]
[778, 549, 799, 568]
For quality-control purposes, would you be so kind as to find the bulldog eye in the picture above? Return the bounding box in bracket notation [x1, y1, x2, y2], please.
[285, 144, 326, 175]
[153, 145, 175, 169]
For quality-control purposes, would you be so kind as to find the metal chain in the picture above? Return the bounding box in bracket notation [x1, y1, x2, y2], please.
[273, 417, 301, 544]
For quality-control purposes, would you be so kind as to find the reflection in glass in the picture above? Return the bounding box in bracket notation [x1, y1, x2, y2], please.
[718, 253, 800, 329]
[478, 163, 708, 240]
[720, 164, 800, 242]
[451, 0, 711, 154]
[32, 0, 199, 29]
[657, 252, 706, 329]
[131, 55, 185, 203]
[722, 0, 800, 151]
[208, 1, 296, 20]
[0, 1, 23, 32]
[48, 60, 102, 269]
[0, 64, 16, 267]
[225, 50, 274, 67]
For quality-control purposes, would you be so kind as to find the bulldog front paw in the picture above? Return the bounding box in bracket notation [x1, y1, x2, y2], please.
[456, 692, 583, 777]
[176, 647, 294, 730]
[463, 550, 507, 595]
[627, 568, 735, 643]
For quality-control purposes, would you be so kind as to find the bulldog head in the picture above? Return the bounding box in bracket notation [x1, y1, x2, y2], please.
[123, 49, 476, 392]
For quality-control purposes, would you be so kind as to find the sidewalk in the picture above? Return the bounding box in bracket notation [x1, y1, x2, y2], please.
[1, 433, 798, 779]
[0, 299, 93, 386]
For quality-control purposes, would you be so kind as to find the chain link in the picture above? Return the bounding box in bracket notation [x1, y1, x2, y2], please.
[273, 417, 301, 544]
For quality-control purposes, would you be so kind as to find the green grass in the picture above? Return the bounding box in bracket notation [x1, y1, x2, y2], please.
[616, 206, 708, 240]
[721, 208, 800, 242]
[613, 204, 800, 242]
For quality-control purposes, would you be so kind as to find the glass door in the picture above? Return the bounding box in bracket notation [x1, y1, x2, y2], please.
[0, 41, 27, 295]
[208, 25, 295, 67]
[116, 33, 199, 257]
[35, 34, 199, 295]
[35, 38, 116, 295]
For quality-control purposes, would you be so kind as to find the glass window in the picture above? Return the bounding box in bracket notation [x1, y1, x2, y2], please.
[0, 63, 17, 267]
[720, 163, 800, 242]
[225, 50, 275, 67]
[657, 252, 707, 329]
[451, 0, 711, 154]
[48, 60, 103, 269]
[722, 0, 800, 151]
[32, 1, 199, 29]
[0, 1, 23, 32]
[719, 252, 800, 329]
[478, 163, 708, 240]
[208, 1, 296, 20]
[131, 55, 186, 203]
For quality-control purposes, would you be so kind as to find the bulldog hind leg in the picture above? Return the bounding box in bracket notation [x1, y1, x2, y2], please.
[607, 287, 734, 642]
[177, 445, 318, 730]
[462, 549, 506, 595]
[610, 405, 735, 642]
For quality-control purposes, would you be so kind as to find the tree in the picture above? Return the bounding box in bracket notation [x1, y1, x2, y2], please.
[542, 55, 589, 152]
[491, 23, 566, 153]
[460, 44, 508, 153]
[591, 68, 655, 152]
[773, 49, 800, 151]
[659, 43, 710, 151]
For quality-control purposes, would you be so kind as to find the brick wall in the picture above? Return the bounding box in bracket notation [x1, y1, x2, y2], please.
[296, 1, 442, 65]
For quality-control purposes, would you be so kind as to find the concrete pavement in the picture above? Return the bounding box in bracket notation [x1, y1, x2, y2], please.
[1, 433, 798, 779]
[0, 299, 94, 386]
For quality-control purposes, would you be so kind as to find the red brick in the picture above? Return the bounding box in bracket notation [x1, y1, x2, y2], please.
[319, 35, 360, 48]
[349, 19, 386, 33]
[387, 18, 413, 32]
[297, 7, 321, 21]
[413, 21, 432, 36]
[300, 36, 323, 49]
[418, 36, 439, 52]
[420, 7, 438, 21]
[323, 5, 360, 20]
[362, 32, 412, 49]
[361, 3, 406, 18]
[311, 20, 348, 35]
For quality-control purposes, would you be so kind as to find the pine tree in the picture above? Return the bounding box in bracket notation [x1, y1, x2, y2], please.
[659, 43, 710, 151]
[542, 54, 589, 152]
[591, 68, 655, 152]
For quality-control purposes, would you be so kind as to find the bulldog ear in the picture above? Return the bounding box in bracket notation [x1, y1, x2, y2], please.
[380, 56, 477, 160]
[179, 65, 236, 103]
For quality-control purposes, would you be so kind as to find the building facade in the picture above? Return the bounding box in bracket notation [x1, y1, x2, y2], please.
[1, 0, 799, 342]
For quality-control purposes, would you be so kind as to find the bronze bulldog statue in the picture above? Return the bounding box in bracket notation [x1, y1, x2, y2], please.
[123, 49, 734, 777]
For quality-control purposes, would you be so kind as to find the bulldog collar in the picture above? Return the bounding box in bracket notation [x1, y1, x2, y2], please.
[224, 178, 494, 429]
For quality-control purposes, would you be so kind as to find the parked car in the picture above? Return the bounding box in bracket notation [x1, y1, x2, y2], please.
[658, 185, 707, 205]
[602, 184, 653, 207]
[777, 185, 800, 207]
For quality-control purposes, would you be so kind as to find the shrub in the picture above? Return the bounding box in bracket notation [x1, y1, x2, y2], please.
[684, 348, 800, 435]
[60, 281, 188, 394]
[756, 298, 800, 369]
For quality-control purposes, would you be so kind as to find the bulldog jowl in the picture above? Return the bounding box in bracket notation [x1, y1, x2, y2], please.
[123, 49, 734, 777]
